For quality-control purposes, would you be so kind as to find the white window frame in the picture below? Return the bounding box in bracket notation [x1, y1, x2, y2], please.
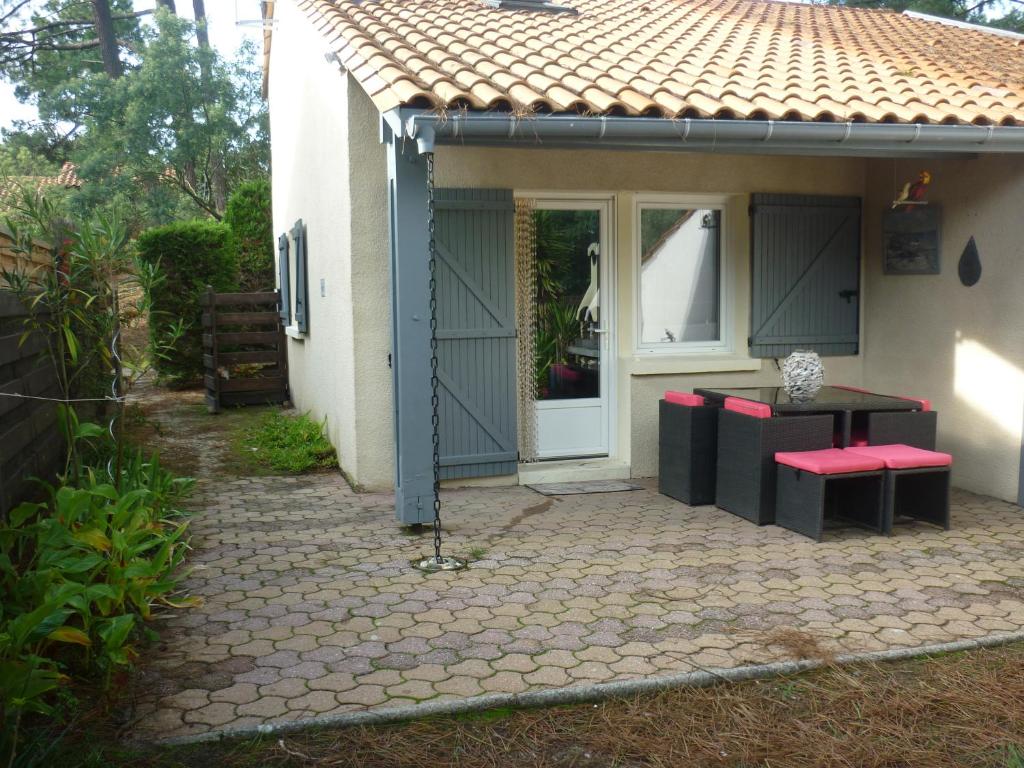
[633, 194, 732, 356]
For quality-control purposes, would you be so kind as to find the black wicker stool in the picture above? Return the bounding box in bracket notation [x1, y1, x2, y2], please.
[847, 444, 952, 534]
[774, 448, 886, 542]
[658, 396, 719, 505]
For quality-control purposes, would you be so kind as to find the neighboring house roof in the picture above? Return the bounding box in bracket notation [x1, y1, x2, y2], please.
[293, 0, 1024, 125]
[0, 162, 82, 206]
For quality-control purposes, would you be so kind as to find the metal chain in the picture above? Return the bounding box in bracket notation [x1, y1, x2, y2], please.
[426, 152, 443, 564]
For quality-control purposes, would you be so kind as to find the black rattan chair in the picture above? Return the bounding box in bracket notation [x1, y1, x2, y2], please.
[714, 408, 834, 525]
[658, 398, 719, 505]
[864, 410, 938, 450]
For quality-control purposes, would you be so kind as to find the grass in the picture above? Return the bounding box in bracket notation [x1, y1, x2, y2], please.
[238, 410, 337, 473]
[21, 641, 1024, 768]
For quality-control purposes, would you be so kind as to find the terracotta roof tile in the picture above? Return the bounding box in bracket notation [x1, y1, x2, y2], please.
[292, 0, 1024, 125]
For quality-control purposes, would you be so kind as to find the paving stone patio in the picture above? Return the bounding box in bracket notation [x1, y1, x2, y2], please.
[134, 474, 1024, 740]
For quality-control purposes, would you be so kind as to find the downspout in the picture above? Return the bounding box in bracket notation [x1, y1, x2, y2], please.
[399, 111, 1024, 156]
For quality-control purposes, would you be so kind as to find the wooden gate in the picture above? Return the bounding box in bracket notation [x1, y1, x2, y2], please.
[203, 289, 288, 413]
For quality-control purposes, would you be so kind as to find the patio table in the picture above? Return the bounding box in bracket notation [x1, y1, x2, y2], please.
[694, 386, 923, 447]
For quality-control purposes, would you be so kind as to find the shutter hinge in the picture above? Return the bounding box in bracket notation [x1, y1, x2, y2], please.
[747, 336, 752, 347]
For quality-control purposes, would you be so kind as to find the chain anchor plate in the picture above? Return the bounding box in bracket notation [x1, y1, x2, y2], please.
[413, 151, 466, 574]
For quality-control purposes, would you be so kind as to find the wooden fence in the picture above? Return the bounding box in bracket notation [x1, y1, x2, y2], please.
[0, 292, 62, 516]
[202, 289, 288, 413]
[0, 224, 52, 280]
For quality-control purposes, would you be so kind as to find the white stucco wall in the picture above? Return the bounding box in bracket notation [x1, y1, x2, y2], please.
[863, 156, 1024, 502]
[268, 3, 392, 489]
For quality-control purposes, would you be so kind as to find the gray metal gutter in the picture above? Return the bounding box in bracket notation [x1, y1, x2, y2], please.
[392, 109, 1024, 157]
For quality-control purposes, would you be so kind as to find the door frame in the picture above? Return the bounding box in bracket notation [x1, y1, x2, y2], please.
[517, 191, 618, 461]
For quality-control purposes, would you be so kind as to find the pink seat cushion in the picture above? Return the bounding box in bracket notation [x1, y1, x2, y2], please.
[836, 385, 931, 411]
[664, 391, 705, 407]
[724, 396, 772, 419]
[775, 448, 885, 475]
[901, 396, 931, 412]
[846, 444, 951, 469]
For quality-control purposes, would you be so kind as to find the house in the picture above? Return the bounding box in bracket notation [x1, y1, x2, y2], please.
[0, 162, 81, 211]
[264, 0, 1024, 523]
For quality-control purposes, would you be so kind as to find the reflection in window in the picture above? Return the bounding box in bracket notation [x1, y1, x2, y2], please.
[639, 207, 721, 347]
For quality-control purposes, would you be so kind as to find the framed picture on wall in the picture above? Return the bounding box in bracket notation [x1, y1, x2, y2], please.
[883, 205, 942, 275]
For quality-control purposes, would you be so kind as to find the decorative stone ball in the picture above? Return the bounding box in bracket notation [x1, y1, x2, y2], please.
[781, 350, 824, 402]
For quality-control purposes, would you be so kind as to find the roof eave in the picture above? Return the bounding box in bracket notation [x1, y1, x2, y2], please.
[392, 109, 1024, 158]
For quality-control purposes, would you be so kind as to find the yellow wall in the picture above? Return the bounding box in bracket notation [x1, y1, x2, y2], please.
[863, 156, 1024, 501]
[436, 148, 868, 476]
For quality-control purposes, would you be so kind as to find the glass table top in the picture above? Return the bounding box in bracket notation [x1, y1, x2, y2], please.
[693, 386, 921, 412]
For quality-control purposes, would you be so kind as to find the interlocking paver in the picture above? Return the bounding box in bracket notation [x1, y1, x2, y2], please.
[134, 475, 1024, 741]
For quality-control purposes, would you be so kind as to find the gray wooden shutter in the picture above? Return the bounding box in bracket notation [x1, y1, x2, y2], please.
[292, 219, 309, 333]
[749, 194, 861, 358]
[277, 232, 291, 326]
[434, 189, 517, 479]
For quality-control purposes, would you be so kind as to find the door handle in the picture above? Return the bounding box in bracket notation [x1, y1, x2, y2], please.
[592, 328, 608, 334]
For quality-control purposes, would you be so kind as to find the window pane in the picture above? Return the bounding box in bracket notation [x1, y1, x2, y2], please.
[639, 208, 720, 345]
[534, 209, 601, 400]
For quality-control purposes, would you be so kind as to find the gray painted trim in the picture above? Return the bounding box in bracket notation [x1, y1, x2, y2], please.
[391, 109, 1024, 157]
[385, 138, 434, 525]
[157, 629, 1024, 747]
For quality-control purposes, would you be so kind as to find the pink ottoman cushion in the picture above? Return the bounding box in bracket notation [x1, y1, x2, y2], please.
[775, 448, 885, 475]
[846, 444, 951, 469]
[664, 391, 705, 407]
[724, 396, 772, 419]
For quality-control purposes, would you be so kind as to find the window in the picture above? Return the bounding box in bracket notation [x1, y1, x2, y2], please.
[636, 200, 725, 353]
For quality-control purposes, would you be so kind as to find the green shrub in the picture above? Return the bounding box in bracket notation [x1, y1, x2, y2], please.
[243, 411, 337, 473]
[223, 179, 274, 293]
[0, 422, 194, 764]
[136, 220, 238, 385]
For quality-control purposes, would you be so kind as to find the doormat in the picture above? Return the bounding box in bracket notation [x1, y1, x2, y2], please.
[527, 480, 643, 496]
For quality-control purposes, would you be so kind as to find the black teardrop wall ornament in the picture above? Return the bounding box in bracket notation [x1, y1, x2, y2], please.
[958, 236, 982, 287]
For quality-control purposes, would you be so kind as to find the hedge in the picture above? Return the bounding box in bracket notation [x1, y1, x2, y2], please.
[136, 220, 238, 384]
[224, 179, 274, 292]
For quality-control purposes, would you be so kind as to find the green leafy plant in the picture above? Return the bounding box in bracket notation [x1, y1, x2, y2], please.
[136, 219, 239, 385]
[0, 432, 194, 765]
[223, 179, 273, 292]
[534, 299, 583, 392]
[242, 411, 338, 473]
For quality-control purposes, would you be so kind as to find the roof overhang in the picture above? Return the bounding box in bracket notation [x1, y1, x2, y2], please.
[385, 109, 1024, 159]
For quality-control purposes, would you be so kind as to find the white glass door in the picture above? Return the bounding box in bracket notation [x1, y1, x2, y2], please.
[532, 200, 611, 459]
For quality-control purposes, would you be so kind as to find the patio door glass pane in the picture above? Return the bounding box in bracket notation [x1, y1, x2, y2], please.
[534, 209, 601, 401]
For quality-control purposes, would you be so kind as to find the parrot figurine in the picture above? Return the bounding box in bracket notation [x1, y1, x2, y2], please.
[892, 170, 932, 210]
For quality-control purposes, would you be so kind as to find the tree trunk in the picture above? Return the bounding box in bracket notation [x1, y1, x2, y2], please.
[192, 0, 227, 214]
[193, 0, 210, 50]
[155, 0, 177, 11]
[91, 0, 123, 78]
